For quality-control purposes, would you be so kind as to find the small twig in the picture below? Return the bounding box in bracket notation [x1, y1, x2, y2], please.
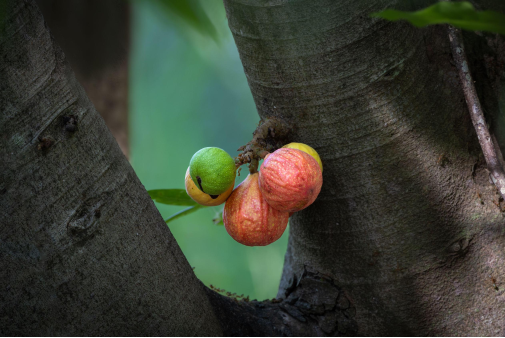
[448, 25, 505, 200]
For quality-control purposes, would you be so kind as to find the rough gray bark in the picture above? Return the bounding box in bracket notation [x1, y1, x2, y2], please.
[0, 0, 222, 335]
[3, 0, 505, 336]
[221, 0, 505, 335]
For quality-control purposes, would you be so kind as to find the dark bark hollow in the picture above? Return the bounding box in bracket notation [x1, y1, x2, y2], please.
[223, 0, 505, 335]
[35, 0, 130, 157]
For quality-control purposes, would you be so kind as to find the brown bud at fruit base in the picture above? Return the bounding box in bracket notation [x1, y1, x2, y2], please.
[223, 173, 289, 246]
[259, 148, 322, 213]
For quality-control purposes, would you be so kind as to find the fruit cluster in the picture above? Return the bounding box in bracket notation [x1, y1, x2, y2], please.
[185, 143, 323, 246]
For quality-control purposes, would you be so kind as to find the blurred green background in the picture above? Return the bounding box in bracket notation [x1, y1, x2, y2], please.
[129, 0, 288, 301]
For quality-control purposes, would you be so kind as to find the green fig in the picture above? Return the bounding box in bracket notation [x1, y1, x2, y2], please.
[189, 147, 236, 196]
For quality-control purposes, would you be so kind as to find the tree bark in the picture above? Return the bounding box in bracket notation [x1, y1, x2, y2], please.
[0, 0, 221, 335]
[222, 0, 505, 335]
[3, 0, 505, 336]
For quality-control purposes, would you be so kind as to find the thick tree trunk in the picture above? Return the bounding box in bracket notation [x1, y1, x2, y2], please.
[222, 0, 505, 335]
[0, 1, 221, 335]
[3, 0, 505, 336]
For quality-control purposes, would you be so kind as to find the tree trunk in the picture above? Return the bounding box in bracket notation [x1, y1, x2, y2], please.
[3, 0, 505, 336]
[0, 1, 221, 335]
[222, 0, 505, 335]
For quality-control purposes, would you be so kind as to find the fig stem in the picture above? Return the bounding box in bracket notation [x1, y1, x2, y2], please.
[258, 150, 269, 159]
[249, 158, 259, 174]
[233, 117, 292, 170]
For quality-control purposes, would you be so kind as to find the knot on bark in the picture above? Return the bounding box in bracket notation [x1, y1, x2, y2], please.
[66, 193, 110, 239]
[37, 136, 54, 151]
[62, 115, 78, 133]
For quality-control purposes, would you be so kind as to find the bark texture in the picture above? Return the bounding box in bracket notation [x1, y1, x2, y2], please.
[206, 267, 358, 336]
[0, 1, 221, 335]
[222, 0, 505, 335]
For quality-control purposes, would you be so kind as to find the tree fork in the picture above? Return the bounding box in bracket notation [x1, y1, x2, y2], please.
[0, 1, 351, 335]
[2, 0, 505, 335]
[205, 266, 358, 336]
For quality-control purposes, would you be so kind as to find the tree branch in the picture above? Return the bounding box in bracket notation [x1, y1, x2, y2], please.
[0, 0, 221, 335]
[448, 25, 505, 200]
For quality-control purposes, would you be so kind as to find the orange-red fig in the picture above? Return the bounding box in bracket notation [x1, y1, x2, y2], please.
[258, 148, 322, 213]
[223, 173, 289, 246]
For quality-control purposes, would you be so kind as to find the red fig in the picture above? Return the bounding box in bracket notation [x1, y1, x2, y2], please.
[258, 148, 322, 213]
[223, 173, 289, 246]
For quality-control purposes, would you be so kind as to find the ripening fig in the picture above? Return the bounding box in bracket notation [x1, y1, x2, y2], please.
[258, 148, 322, 213]
[283, 142, 323, 172]
[185, 167, 234, 206]
[223, 173, 289, 246]
[189, 147, 236, 196]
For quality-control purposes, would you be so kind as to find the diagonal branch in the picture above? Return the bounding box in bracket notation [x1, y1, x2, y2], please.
[448, 25, 505, 200]
[0, 0, 222, 335]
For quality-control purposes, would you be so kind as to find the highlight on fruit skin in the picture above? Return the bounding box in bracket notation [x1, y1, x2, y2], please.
[223, 173, 289, 246]
[185, 167, 234, 206]
[259, 148, 323, 213]
[189, 147, 236, 196]
[282, 142, 323, 172]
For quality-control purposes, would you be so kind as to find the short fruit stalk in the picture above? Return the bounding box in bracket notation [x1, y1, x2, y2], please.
[223, 173, 289, 246]
[259, 148, 323, 213]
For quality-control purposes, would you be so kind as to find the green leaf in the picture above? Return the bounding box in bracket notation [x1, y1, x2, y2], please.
[165, 205, 205, 224]
[148, 189, 197, 206]
[371, 2, 505, 35]
[153, 0, 218, 41]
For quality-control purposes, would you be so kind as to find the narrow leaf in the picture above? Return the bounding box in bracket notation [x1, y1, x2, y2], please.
[371, 2, 505, 35]
[148, 189, 197, 206]
[165, 205, 205, 224]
